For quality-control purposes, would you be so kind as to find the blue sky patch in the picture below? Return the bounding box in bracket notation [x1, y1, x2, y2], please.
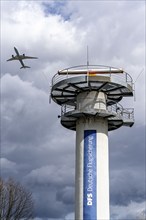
[42, 1, 71, 21]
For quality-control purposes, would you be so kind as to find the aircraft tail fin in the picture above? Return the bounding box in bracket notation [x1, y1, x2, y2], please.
[20, 66, 30, 69]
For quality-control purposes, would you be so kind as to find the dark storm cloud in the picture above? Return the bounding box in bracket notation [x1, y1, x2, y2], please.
[56, 186, 74, 205]
[23, 156, 75, 218]
[1, 73, 75, 156]
[109, 126, 145, 170]
[1, 73, 75, 218]
[109, 125, 145, 206]
[32, 186, 70, 218]
[1, 74, 55, 145]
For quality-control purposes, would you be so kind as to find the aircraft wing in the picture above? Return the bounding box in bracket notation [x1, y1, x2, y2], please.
[22, 56, 38, 59]
[7, 56, 38, 61]
[7, 57, 19, 61]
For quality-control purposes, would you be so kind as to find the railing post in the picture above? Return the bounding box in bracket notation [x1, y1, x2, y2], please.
[125, 72, 128, 83]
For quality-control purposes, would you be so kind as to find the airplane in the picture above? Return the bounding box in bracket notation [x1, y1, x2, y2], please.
[7, 47, 38, 69]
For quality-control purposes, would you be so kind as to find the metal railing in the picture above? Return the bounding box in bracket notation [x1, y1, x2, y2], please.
[61, 104, 75, 115]
[120, 108, 134, 120]
[104, 103, 134, 121]
[61, 101, 134, 121]
[51, 65, 133, 88]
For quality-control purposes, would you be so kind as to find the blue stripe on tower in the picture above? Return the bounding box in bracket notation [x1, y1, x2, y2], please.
[83, 130, 97, 220]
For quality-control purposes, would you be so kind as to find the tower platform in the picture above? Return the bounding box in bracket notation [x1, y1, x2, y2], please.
[51, 65, 134, 131]
[60, 103, 134, 131]
[51, 65, 133, 106]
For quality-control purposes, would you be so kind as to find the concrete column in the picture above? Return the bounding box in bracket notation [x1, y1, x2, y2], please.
[75, 91, 110, 220]
[77, 91, 107, 112]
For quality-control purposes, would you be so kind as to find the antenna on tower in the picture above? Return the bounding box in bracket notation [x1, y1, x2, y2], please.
[87, 45, 89, 66]
[133, 68, 144, 101]
[134, 68, 144, 84]
[86, 45, 89, 84]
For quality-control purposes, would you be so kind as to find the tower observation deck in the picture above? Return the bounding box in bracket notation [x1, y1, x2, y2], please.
[50, 65, 134, 220]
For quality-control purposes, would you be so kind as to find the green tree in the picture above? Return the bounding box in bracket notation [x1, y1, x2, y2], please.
[0, 178, 33, 220]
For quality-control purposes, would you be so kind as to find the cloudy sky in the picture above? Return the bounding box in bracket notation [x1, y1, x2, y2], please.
[1, 1, 145, 219]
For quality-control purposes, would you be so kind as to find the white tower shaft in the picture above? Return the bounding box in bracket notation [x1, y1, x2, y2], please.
[75, 91, 110, 220]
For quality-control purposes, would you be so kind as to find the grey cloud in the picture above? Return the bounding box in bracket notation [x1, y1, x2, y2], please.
[56, 186, 74, 205]
[1, 74, 58, 146]
[0, 158, 18, 175]
[67, 1, 145, 68]
[24, 165, 75, 219]
[32, 187, 69, 219]
[109, 126, 145, 206]
[25, 165, 74, 188]
[110, 201, 146, 220]
[109, 126, 145, 170]
[110, 169, 145, 206]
